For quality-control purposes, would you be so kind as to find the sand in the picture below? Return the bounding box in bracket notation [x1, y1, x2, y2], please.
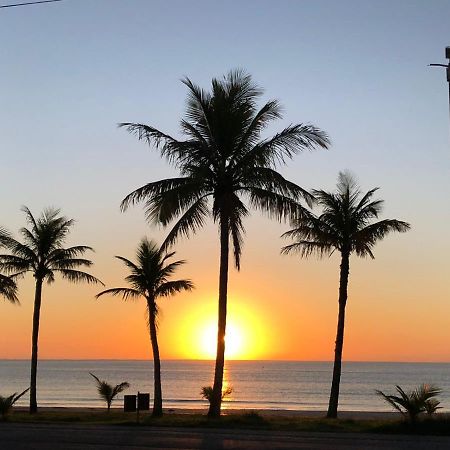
[15, 406, 400, 421]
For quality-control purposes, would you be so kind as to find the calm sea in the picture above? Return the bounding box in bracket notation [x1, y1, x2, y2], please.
[1, 360, 450, 412]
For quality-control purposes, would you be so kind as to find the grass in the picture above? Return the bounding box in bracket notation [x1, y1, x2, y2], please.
[4, 409, 450, 436]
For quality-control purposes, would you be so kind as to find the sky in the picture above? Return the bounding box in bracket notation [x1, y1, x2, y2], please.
[0, 0, 449, 362]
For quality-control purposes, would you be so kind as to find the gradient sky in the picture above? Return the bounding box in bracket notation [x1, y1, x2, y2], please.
[1, 0, 449, 361]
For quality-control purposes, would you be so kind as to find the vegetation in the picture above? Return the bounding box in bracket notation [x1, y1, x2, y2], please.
[0, 273, 19, 304]
[89, 372, 130, 412]
[0, 227, 20, 304]
[0, 388, 29, 420]
[201, 385, 233, 404]
[376, 384, 442, 423]
[0, 207, 103, 413]
[282, 172, 410, 418]
[95, 238, 193, 417]
[7, 409, 450, 436]
[120, 69, 329, 417]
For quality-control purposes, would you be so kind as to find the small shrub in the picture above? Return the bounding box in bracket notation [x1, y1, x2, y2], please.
[376, 384, 442, 424]
[201, 385, 233, 404]
[90, 372, 130, 412]
[0, 388, 29, 420]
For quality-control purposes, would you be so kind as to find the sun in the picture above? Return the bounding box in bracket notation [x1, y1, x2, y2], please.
[177, 297, 268, 360]
[200, 322, 244, 359]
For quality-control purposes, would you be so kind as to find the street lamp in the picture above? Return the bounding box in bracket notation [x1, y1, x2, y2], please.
[429, 47, 450, 120]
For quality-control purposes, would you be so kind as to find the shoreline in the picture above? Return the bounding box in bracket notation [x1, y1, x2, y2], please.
[15, 406, 401, 421]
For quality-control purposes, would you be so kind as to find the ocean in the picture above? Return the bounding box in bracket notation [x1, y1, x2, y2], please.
[1, 360, 450, 412]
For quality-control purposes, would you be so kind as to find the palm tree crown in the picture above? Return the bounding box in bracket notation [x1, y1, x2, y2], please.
[282, 171, 410, 259]
[120, 70, 330, 267]
[96, 238, 193, 312]
[0, 207, 101, 285]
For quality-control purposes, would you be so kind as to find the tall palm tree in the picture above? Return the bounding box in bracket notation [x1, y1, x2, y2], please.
[120, 70, 329, 417]
[96, 238, 193, 417]
[282, 172, 410, 418]
[0, 207, 102, 414]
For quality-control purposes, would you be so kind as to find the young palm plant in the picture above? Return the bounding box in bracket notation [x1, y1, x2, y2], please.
[0, 388, 29, 420]
[282, 172, 410, 418]
[0, 207, 103, 413]
[120, 70, 329, 417]
[89, 373, 130, 412]
[376, 384, 442, 423]
[96, 238, 193, 417]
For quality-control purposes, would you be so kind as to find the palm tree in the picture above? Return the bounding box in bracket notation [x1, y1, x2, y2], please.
[0, 207, 102, 414]
[0, 388, 29, 420]
[96, 238, 193, 417]
[120, 70, 329, 417]
[376, 384, 442, 423]
[89, 373, 130, 412]
[281, 172, 410, 418]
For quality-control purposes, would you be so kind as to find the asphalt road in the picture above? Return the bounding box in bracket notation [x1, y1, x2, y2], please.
[2, 423, 450, 449]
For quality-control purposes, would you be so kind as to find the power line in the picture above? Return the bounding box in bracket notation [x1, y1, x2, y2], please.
[0, 0, 63, 8]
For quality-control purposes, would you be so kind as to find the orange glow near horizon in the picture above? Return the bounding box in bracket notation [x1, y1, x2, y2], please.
[176, 298, 269, 360]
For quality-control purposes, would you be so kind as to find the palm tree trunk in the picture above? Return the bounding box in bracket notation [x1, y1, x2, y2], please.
[148, 299, 163, 417]
[208, 214, 229, 418]
[327, 251, 350, 419]
[30, 277, 43, 414]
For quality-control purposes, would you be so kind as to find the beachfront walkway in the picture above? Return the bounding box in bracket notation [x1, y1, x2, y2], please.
[1, 423, 450, 449]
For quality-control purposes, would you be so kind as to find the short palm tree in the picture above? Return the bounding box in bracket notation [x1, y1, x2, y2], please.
[282, 172, 410, 418]
[0, 388, 29, 420]
[120, 70, 329, 417]
[376, 384, 442, 423]
[89, 373, 130, 412]
[96, 238, 193, 417]
[0, 207, 102, 414]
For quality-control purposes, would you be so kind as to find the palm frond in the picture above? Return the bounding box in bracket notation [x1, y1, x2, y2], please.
[0, 273, 20, 304]
[95, 287, 142, 301]
[56, 269, 103, 286]
[161, 197, 210, 250]
[155, 279, 194, 298]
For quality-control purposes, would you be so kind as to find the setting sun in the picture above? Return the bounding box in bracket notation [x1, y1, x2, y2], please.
[200, 322, 244, 359]
[176, 296, 269, 360]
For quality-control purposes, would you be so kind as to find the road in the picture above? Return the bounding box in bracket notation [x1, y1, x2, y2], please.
[1, 423, 450, 449]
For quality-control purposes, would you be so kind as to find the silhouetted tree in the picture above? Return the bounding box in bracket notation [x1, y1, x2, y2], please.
[120, 70, 329, 417]
[0, 207, 102, 413]
[89, 373, 129, 412]
[96, 238, 193, 417]
[282, 172, 410, 418]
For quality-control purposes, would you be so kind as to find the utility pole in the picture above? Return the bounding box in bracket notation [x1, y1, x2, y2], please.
[429, 47, 450, 122]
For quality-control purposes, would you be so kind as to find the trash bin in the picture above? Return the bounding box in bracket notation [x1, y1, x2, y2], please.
[137, 393, 150, 411]
[124, 394, 136, 412]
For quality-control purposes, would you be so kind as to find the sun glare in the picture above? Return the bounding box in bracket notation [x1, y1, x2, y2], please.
[200, 322, 244, 359]
[178, 297, 268, 360]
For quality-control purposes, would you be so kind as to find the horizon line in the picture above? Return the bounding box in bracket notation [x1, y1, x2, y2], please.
[2, 358, 450, 364]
